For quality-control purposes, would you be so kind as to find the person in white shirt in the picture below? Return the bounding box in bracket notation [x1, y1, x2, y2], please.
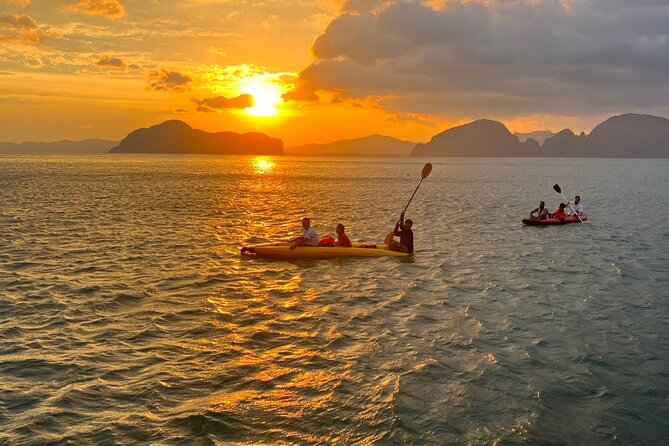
[290, 217, 319, 250]
[566, 195, 585, 216]
[528, 201, 549, 220]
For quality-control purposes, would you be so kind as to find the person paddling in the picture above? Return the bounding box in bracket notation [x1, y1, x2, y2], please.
[290, 217, 319, 250]
[565, 195, 585, 216]
[335, 224, 352, 247]
[385, 212, 414, 253]
[528, 201, 549, 220]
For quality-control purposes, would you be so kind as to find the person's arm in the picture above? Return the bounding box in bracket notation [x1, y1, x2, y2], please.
[290, 237, 308, 248]
[530, 207, 539, 215]
[394, 217, 404, 235]
[399, 212, 406, 229]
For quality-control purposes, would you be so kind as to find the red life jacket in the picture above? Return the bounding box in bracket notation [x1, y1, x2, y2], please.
[319, 236, 335, 247]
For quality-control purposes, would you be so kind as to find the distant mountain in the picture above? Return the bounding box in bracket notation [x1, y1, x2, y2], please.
[541, 129, 588, 157]
[412, 119, 539, 157]
[110, 120, 283, 155]
[0, 139, 117, 154]
[286, 134, 416, 157]
[515, 130, 554, 145]
[586, 114, 669, 157]
[413, 114, 669, 157]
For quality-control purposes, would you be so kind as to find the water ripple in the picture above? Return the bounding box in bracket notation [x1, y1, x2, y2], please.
[0, 155, 668, 444]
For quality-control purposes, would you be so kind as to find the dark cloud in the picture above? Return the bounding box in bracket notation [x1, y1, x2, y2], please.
[283, 78, 319, 102]
[96, 55, 125, 68]
[290, 0, 669, 119]
[149, 69, 191, 91]
[67, 0, 126, 20]
[0, 14, 45, 44]
[193, 94, 254, 112]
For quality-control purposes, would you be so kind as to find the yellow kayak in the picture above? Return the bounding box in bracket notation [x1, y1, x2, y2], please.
[241, 243, 411, 259]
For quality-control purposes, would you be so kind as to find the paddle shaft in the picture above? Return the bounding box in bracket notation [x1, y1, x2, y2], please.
[558, 191, 584, 223]
[393, 163, 431, 227]
[397, 178, 425, 224]
[403, 179, 424, 214]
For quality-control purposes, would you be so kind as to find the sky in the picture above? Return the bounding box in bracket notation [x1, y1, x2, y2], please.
[2, 0, 669, 145]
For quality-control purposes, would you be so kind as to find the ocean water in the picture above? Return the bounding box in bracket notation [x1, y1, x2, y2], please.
[0, 155, 667, 445]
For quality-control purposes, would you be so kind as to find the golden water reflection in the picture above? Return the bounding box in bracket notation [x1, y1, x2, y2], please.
[252, 156, 276, 175]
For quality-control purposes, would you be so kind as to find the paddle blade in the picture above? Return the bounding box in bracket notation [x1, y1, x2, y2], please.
[421, 163, 433, 179]
[553, 184, 562, 194]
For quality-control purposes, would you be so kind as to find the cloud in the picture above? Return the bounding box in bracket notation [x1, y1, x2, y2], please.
[0, 14, 45, 44]
[67, 0, 126, 20]
[282, 78, 319, 102]
[96, 55, 126, 68]
[5, 0, 31, 7]
[149, 69, 191, 91]
[289, 0, 669, 120]
[192, 94, 254, 112]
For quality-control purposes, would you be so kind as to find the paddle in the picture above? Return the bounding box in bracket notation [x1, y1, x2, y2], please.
[397, 163, 433, 223]
[553, 184, 584, 223]
[385, 163, 432, 248]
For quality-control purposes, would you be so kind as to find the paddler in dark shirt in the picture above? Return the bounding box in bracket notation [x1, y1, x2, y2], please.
[385, 212, 414, 253]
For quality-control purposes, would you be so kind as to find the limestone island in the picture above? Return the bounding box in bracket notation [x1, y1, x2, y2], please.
[110, 120, 284, 155]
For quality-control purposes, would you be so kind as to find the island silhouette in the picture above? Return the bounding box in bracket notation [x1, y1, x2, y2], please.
[2, 113, 668, 158]
[109, 120, 283, 155]
[286, 134, 416, 157]
[413, 114, 669, 158]
[0, 139, 116, 154]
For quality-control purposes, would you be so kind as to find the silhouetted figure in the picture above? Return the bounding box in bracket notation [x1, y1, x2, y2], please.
[385, 212, 414, 253]
[335, 224, 352, 247]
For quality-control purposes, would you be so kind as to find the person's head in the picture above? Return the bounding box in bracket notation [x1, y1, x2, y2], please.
[574, 195, 580, 204]
[336, 223, 345, 235]
[405, 219, 413, 229]
[301, 217, 310, 230]
[539, 201, 545, 209]
[559, 203, 566, 211]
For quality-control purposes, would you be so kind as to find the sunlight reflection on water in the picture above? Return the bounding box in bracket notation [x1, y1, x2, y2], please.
[0, 155, 667, 445]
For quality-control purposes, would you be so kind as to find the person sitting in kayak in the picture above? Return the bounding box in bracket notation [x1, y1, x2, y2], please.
[290, 217, 319, 250]
[551, 203, 567, 221]
[384, 212, 414, 253]
[528, 201, 549, 220]
[565, 195, 585, 216]
[335, 224, 352, 247]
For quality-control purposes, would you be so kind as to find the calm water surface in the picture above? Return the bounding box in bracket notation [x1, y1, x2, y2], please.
[0, 155, 668, 445]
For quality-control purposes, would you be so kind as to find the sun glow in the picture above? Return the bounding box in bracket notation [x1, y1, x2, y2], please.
[242, 81, 283, 117]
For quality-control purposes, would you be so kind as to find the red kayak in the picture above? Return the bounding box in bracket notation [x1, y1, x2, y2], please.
[522, 215, 587, 226]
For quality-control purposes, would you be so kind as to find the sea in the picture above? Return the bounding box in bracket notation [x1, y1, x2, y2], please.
[0, 155, 667, 445]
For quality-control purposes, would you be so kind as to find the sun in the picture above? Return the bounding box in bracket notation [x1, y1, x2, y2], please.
[241, 81, 283, 117]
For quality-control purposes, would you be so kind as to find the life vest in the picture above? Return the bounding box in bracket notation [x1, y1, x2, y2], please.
[319, 236, 335, 247]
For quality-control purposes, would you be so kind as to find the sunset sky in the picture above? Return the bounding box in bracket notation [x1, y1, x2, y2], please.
[2, 0, 669, 145]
